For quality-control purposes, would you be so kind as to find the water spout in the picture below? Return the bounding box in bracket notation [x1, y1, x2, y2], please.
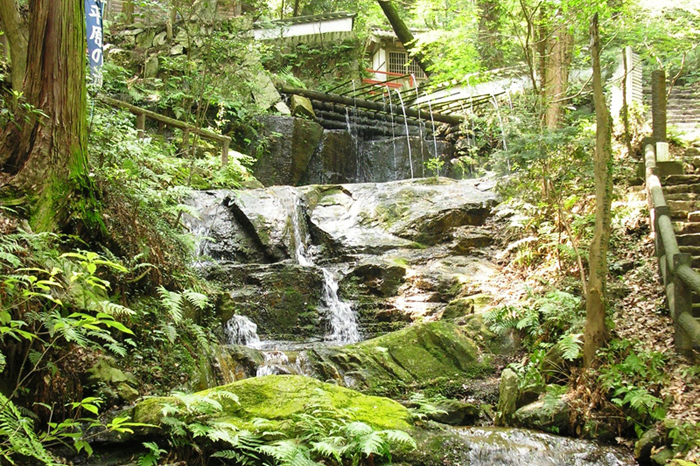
[425, 93, 439, 160]
[395, 89, 414, 179]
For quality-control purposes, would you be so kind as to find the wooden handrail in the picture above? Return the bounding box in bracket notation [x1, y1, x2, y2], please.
[645, 142, 700, 354]
[97, 95, 231, 165]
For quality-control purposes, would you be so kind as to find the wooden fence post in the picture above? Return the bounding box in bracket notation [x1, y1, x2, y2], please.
[673, 253, 694, 354]
[655, 205, 670, 284]
[221, 139, 230, 167]
[136, 112, 146, 139]
[651, 69, 667, 144]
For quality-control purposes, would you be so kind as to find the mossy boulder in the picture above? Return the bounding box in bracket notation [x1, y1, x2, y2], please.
[442, 294, 492, 320]
[308, 321, 493, 395]
[131, 375, 412, 433]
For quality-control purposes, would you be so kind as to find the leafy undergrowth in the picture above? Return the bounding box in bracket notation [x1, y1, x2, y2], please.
[480, 183, 700, 463]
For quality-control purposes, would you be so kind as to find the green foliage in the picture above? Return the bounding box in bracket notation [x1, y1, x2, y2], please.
[153, 396, 416, 466]
[485, 290, 584, 350]
[406, 393, 448, 421]
[0, 391, 58, 465]
[424, 157, 445, 178]
[597, 340, 668, 436]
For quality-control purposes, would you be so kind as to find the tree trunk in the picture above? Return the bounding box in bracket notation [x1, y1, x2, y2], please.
[0, 0, 89, 233]
[376, 0, 433, 77]
[538, 10, 573, 129]
[477, 0, 503, 68]
[584, 13, 612, 367]
[0, 0, 28, 91]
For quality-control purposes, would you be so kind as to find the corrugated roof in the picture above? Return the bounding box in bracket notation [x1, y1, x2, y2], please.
[255, 11, 356, 27]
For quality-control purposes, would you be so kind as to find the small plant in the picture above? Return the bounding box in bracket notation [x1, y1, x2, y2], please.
[424, 157, 445, 178]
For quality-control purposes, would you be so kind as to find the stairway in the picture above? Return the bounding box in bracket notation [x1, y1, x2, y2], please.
[660, 142, 700, 316]
[667, 82, 700, 141]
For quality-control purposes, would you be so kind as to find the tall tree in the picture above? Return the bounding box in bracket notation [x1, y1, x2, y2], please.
[0, 0, 27, 91]
[376, 0, 433, 77]
[516, 0, 574, 128]
[0, 0, 90, 232]
[584, 12, 612, 367]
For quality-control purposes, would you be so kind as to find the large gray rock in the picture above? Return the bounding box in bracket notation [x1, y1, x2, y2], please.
[253, 116, 324, 186]
[307, 178, 497, 253]
[512, 396, 570, 434]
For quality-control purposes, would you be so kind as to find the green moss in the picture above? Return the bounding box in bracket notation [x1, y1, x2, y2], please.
[309, 322, 494, 397]
[132, 375, 412, 433]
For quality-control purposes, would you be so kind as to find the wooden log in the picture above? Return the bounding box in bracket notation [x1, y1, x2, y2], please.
[279, 86, 463, 125]
[312, 101, 424, 127]
[315, 118, 421, 138]
[136, 113, 146, 139]
[98, 95, 232, 166]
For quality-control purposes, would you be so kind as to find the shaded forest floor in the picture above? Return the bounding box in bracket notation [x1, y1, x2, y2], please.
[478, 184, 699, 459]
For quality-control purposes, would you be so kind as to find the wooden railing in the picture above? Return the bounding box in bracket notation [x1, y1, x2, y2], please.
[645, 70, 700, 355]
[98, 95, 231, 166]
[645, 144, 700, 354]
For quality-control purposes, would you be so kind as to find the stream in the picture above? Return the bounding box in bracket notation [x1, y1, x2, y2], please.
[183, 176, 636, 466]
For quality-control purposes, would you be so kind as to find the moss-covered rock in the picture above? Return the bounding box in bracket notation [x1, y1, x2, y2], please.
[442, 294, 492, 320]
[131, 375, 412, 433]
[207, 263, 325, 340]
[308, 321, 493, 396]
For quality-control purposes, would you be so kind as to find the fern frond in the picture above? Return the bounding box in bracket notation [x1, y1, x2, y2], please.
[557, 333, 582, 361]
[383, 429, 417, 449]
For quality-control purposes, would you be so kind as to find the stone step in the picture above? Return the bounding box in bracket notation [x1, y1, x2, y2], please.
[664, 184, 700, 195]
[675, 233, 700, 246]
[674, 222, 700, 235]
[666, 192, 700, 201]
[663, 174, 700, 186]
[667, 199, 700, 214]
[680, 245, 700, 256]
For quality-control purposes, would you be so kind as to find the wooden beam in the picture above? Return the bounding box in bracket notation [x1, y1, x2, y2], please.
[279, 86, 463, 125]
[97, 95, 231, 165]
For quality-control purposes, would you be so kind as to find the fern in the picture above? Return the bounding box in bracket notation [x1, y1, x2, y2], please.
[557, 333, 582, 361]
[260, 440, 321, 466]
[0, 392, 59, 465]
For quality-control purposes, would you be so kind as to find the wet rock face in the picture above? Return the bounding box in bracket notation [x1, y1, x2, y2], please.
[206, 263, 326, 341]
[252, 116, 324, 186]
[189, 178, 499, 341]
[251, 116, 455, 186]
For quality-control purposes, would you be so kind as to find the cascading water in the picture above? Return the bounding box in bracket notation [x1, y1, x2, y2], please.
[224, 315, 261, 347]
[413, 77, 425, 176]
[285, 190, 361, 345]
[387, 90, 399, 178]
[491, 93, 508, 151]
[425, 92, 439, 159]
[395, 89, 414, 179]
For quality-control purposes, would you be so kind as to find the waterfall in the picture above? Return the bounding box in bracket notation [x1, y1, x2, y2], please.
[387, 90, 399, 178]
[395, 89, 414, 179]
[224, 315, 261, 347]
[491, 94, 508, 152]
[285, 190, 361, 345]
